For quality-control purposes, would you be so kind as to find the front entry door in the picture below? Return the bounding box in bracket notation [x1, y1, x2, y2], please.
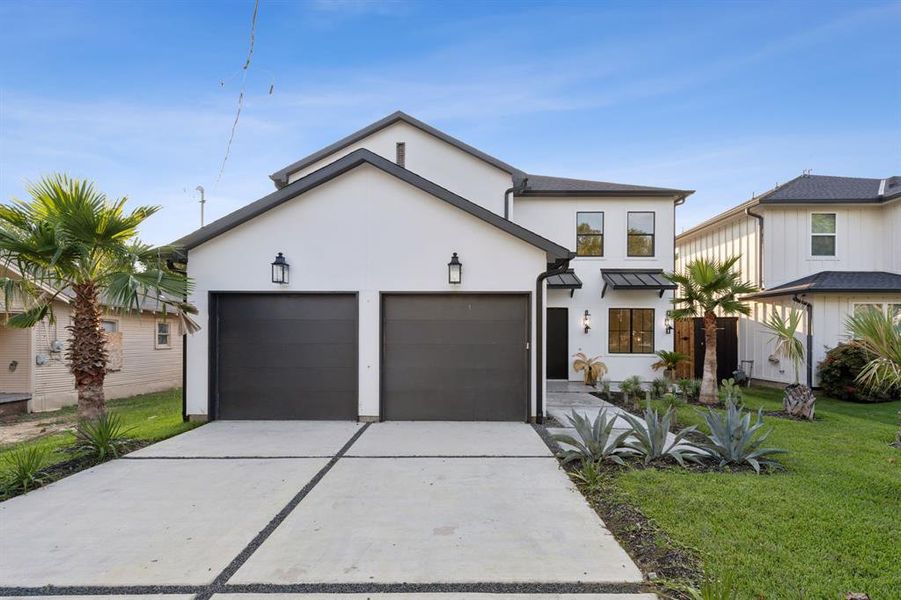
[546, 308, 569, 379]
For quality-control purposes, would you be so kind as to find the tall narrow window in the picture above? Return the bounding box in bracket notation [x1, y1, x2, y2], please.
[155, 321, 171, 349]
[395, 142, 406, 168]
[576, 212, 604, 256]
[811, 213, 836, 256]
[627, 212, 655, 257]
[609, 308, 655, 354]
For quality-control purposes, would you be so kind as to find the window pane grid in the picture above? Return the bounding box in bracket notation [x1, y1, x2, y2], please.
[577, 212, 604, 256]
[627, 212, 655, 257]
[609, 308, 654, 354]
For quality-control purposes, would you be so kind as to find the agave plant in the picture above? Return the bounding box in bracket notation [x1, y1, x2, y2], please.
[1, 446, 50, 494]
[74, 413, 135, 461]
[552, 409, 631, 465]
[619, 407, 703, 466]
[697, 400, 787, 473]
[572, 353, 608, 385]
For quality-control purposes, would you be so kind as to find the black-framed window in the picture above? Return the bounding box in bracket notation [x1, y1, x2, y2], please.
[609, 308, 654, 354]
[627, 211, 655, 257]
[576, 211, 604, 256]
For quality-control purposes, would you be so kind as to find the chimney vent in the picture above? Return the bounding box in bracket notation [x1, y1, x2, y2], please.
[396, 142, 406, 168]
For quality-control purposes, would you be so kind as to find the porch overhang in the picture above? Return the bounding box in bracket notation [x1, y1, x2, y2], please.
[601, 268, 676, 298]
[744, 270, 901, 300]
[547, 270, 583, 297]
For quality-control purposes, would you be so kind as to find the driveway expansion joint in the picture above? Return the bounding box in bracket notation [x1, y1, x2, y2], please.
[192, 422, 372, 600]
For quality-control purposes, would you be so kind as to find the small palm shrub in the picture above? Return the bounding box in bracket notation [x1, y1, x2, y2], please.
[619, 375, 644, 407]
[697, 400, 787, 473]
[818, 343, 899, 402]
[552, 409, 631, 466]
[572, 352, 608, 385]
[678, 378, 701, 402]
[650, 377, 670, 399]
[75, 413, 135, 461]
[717, 377, 743, 405]
[619, 407, 702, 466]
[2, 446, 50, 494]
[651, 349, 689, 381]
[596, 378, 612, 399]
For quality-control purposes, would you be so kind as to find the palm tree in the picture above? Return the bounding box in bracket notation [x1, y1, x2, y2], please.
[667, 256, 757, 404]
[764, 310, 805, 385]
[0, 175, 198, 419]
[845, 308, 901, 395]
[651, 349, 690, 382]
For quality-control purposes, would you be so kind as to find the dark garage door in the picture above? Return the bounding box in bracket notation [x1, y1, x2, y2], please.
[382, 294, 529, 421]
[212, 293, 357, 420]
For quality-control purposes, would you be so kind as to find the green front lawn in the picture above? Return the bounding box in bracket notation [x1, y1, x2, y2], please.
[0, 388, 198, 480]
[616, 387, 901, 598]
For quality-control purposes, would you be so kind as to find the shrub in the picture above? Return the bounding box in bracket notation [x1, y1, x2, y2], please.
[650, 377, 670, 399]
[619, 376, 643, 401]
[697, 400, 786, 473]
[572, 353, 608, 385]
[596, 378, 611, 399]
[818, 343, 899, 402]
[570, 459, 605, 492]
[678, 378, 701, 402]
[75, 413, 135, 461]
[619, 407, 703, 466]
[2, 446, 50, 494]
[552, 409, 631, 465]
[717, 377, 743, 406]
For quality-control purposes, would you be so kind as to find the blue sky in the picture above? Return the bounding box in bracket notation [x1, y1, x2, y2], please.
[1, 0, 899, 245]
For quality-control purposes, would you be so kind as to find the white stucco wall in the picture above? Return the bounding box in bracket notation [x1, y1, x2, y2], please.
[285, 121, 513, 216]
[516, 196, 677, 382]
[186, 164, 548, 418]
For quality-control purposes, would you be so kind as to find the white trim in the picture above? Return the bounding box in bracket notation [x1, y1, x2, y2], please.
[154, 319, 172, 349]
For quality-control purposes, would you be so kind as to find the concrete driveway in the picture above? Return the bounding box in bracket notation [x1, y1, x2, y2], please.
[0, 421, 652, 599]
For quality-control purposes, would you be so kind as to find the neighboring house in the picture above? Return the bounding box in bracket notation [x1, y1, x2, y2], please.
[0, 265, 183, 413]
[676, 173, 901, 387]
[175, 111, 692, 422]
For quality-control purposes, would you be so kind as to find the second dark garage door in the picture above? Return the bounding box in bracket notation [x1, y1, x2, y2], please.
[213, 293, 357, 420]
[382, 294, 530, 421]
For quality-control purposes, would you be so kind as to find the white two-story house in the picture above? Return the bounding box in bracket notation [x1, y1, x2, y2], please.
[676, 174, 901, 387]
[175, 111, 692, 422]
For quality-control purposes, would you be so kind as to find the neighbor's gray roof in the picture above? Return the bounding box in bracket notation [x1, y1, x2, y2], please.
[760, 174, 901, 204]
[517, 173, 692, 197]
[176, 148, 573, 262]
[746, 271, 901, 299]
[269, 111, 522, 188]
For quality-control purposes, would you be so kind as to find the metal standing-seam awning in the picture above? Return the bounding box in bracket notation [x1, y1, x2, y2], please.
[601, 269, 676, 298]
[546, 269, 583, 297]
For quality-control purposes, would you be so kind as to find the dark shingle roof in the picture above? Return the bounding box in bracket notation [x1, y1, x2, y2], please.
[269, 111, 522, 188]
[176, 149, 573, 262]
[761, 174, 901, 204]
[747, 271, 901, 299]
[518, 174, 691, 197]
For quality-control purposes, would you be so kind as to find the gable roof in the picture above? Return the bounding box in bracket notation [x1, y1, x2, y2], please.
[269, 111, 522, 188]
[745, 270, 901, 299]
[516, 173, 691, 197]
[175, 148, 573, 261]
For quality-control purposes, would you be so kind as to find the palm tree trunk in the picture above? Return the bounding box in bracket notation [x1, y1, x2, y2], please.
[700, 311, 718, 404]
[67, 282, 108, 419]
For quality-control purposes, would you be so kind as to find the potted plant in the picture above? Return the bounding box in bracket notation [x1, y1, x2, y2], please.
[764, 310, 815, 419]
[572, 353, 608, 386]
[651, 349, 690, 383]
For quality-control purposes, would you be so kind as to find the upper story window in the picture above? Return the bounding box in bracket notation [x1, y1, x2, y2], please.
[811, 213, 836, 256]
[101, 320, 118, 333]
[576, 212, 604, 256]
[627, 211, 655, 257]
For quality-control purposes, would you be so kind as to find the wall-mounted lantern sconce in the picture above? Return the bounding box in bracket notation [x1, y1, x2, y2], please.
[271, 252, 289, 284]
[448, 252, 462, 285]
[664, 314, 673, 335]
[582, 309, 592, 334]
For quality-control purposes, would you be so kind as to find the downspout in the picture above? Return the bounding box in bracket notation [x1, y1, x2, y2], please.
[168, 254, 189, 423]
[535, 255, 573, 424]
[792, 295, 813, 388]
[746, 205, 764, 289]
[504, 177, 529, 220]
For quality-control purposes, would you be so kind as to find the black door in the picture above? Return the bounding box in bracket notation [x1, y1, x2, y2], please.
[382, 294, 529, 421]
[212, 293, 358, 420]
[693, 317, 738, 382]
[546, 308, 569, 379]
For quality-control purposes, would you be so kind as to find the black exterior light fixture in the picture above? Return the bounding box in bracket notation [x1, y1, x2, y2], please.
[271, 252, 289, 284]
[448, 252, 462, 284]
[665, 313, 674, 335]
[582, 309, 592, 334]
